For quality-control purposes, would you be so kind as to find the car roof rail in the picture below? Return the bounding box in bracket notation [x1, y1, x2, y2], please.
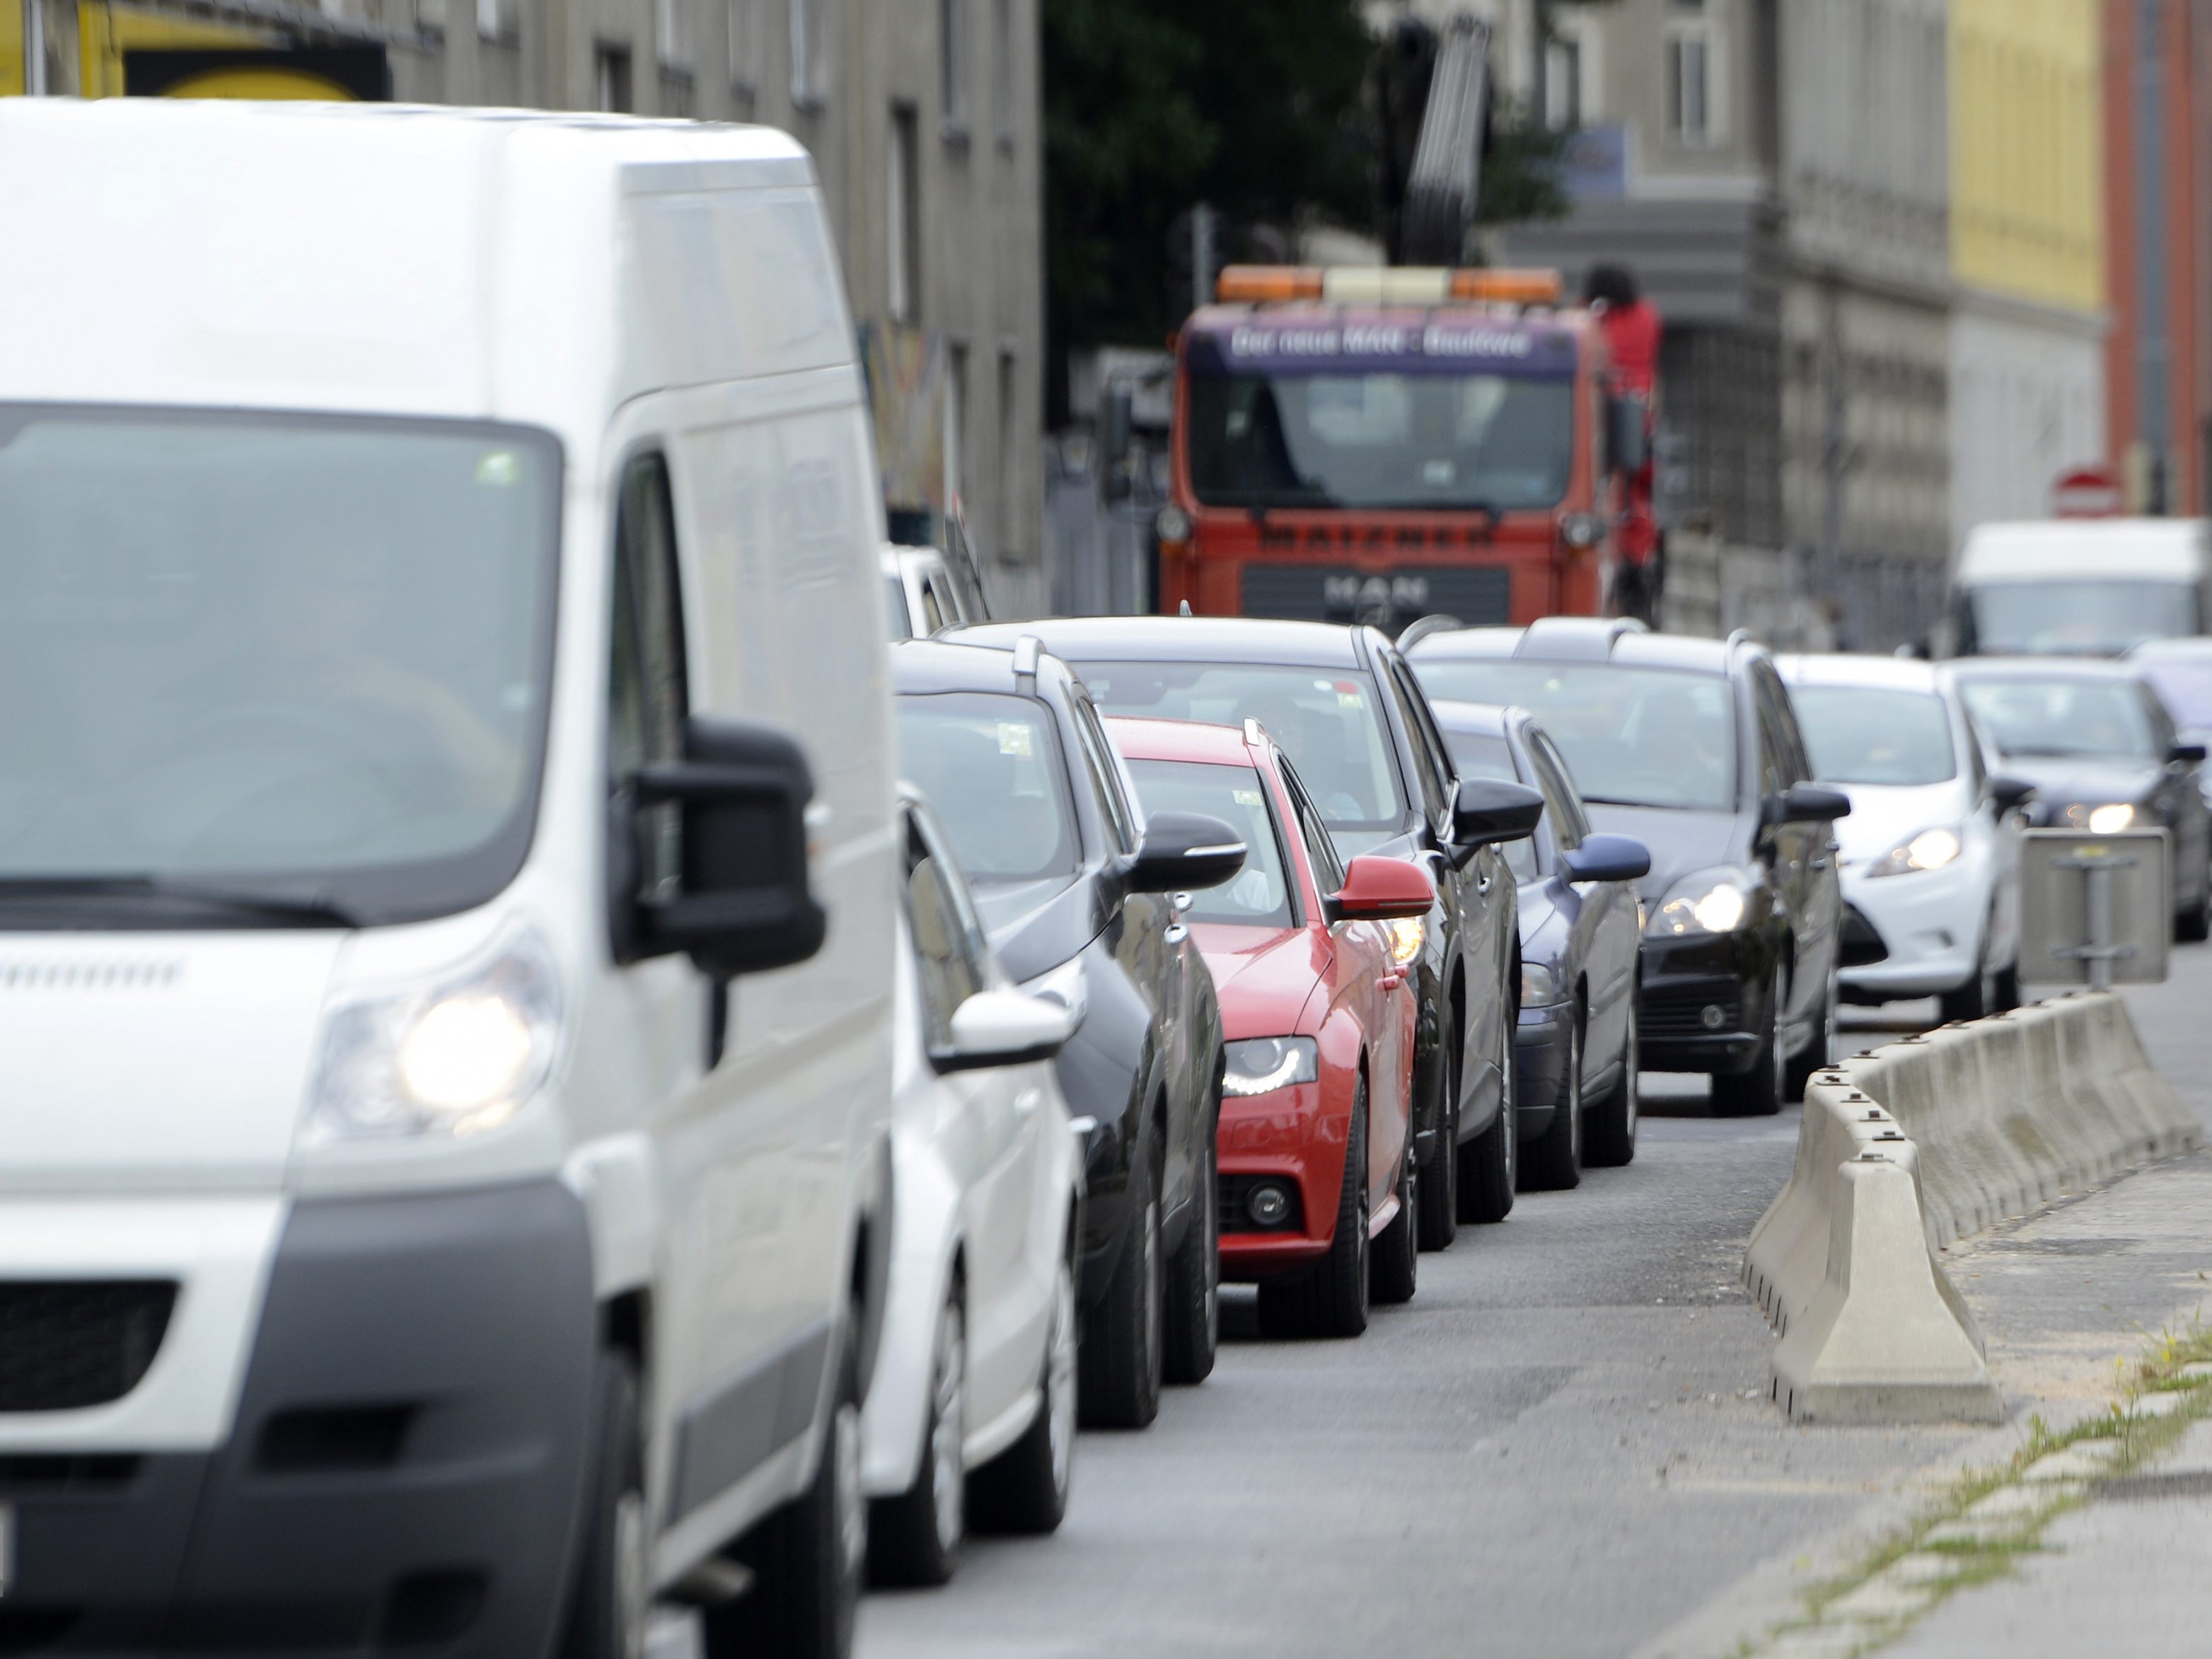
[1515, 615, 1648, 661]
[1395, 613, 1464, 652]
[1012, 634, 1043, 692]
[1724, 627, 1757, 659]
[1244, 717, 1268, 749]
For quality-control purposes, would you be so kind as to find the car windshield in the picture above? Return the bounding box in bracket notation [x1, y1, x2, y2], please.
[1411, 660, 1736, 811]
[1186, 371, 1574, 511]
[1967, 581, 2199, 656]
[1789, 686, 1957, 786]
[0, 405, 559, 925]
[894, 693, 1081, 881]
[1437, 729, 1537, 880]
[1075, 661, 1405, 852]
[1957, 676, 2159, 761]
[2137, 657, 2212, 732]
[1124, 759, 1296, 927]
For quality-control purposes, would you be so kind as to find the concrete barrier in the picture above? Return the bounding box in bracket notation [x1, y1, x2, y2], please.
[1745, 992, 2198, 1422]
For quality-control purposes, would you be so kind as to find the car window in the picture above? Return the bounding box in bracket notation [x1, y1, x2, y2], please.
[1528, 732, 1588, 848]
[1068, 691, 1140, 854]
[2142, 684, 2180, 751]
[1125, 758, 1298, 927]
[894, 693, 1082, 880]
[1752, 666, 1809, 787]
[1279, 758, 1348, 894]
[1958, 676, 2161, 761]
[610, 453, 688, 905]
[904, 811, 988, 1050]
[1437, 727, 1538, 881]
[1753, 681, 1789, 800]
[1380, 658, 1451, 824]
[1958, 706, 1989, 796]
[884, 573, 913, 641]
[1788, 686, 1957, 785]
[918, 577, 946, 636]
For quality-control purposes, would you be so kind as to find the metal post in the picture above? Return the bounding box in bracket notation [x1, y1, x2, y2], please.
[1193, 203, 1217, 311]
[23, 0, 45, 95]
[2084, 860, 2114, 993]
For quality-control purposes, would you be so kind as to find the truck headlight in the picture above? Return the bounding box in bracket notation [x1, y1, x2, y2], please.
[1650, 869, 1754, 936]
[1865, 826, 1962, 878]
[1223, 1036, 1319, 1097]
[305, 929, 562, 1145]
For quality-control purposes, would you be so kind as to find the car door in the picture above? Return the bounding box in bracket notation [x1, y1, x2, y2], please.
[2141, 683, 2209, 893]
[1530, 728, 1636, 1074]
[1754, 664, 1836, 1036]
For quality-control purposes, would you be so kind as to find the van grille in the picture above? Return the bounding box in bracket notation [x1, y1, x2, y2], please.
[0, 1282, 178, 1413]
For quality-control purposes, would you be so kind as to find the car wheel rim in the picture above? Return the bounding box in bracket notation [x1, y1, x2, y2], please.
[833, 1399, 865, 1590]
[1625, 1021, 1639, 1138]
[1202, 1155, 1220, 1341]
[1502, 1020, 1517, 1186]
[1047, 1265, 1077, 1496]
[1771, 972, 1788, 1103]
[930, 1307, 965, 1553]
[614, 1489, 649, 1659]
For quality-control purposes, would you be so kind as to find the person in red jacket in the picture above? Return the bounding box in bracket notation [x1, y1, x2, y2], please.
[1584, 263, 1662, 623]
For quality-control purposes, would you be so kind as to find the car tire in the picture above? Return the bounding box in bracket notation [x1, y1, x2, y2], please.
[1938, 947, 1998, 1024]
[1077, 1136, 1164, 1430]
[867, 1289, 963, 1588]
[1370, 1118, 1419, 1305]
[1162, 1087, 1220, 1388]
[1457, 1010, 1517, 1223]
[555, 1353, 648, 1659]
[1415, 1010, 1460, 1253]
[2177, 882, 2212, 943]
[970, 1253, 1077, 1536]
[707, 1323, 865, 1659]
[1712, 968, 1786, 1118]
[1522, 1010, 1583, 1191]
[1584, 993, 1639, 1169]
[1256, 1080, 1370, 1340]
[1783, 969, 1836, 1099]
[1993, 961, 2022, 1012]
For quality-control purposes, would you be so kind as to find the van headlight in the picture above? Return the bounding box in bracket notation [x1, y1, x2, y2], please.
[1650, 869, 1754, 936]
[305, 930, 562, 1145]
[1223, 1036, 1319, 1097]
[1865, 826, 1962, 879]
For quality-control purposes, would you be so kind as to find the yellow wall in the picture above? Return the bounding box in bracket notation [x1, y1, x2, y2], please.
[75, 4, 270, 97]
[1951, 0, 2105, 313]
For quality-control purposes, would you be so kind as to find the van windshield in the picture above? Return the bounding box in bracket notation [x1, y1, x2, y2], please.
[1965, 581, 2199, 656]
[0, 406, 560, 927]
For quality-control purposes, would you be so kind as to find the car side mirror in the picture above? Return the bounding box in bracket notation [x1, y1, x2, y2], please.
[1126, 810, 1246, 894]
[934, 989, 1079, 1073]
[1452, 778, 1546, 846]
[1988, 774, 2038, 814]
[1560, 833, 1651, 885]
[634, 715, 828, 978]
[2170, 741, 2208, 765]
[1762, 783, 1852, 827]
[1324, 855, 1436, 925]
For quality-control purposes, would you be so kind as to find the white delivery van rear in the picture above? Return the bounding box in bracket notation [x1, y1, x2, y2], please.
[1953, 517, 2211, 656]
[0, 100, 894, 1658]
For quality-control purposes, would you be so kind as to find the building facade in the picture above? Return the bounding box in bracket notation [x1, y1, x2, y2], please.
[4, 0, 1047, 613]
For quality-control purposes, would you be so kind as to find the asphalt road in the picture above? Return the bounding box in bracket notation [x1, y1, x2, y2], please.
[838, 951, 2212, 1659]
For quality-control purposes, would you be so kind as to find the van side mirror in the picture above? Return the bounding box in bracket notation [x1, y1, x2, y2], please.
[1560, 833, 1651, 885]
[1761, 783, 1853, 827]
[1126, 811, 1245, 894]
[1988, 774, 2038, 814]
[934, 990, 1078, 1073]
[1452, 778, 1545, 847]
[2170, 741, 2208, 765]
[1324, 855, 1436, 924]
[634, 716, 828, 978]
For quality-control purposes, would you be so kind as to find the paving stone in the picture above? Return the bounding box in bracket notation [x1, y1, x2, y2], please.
[1882, 1552, 1966, 1588]
[2020, 1443, 2121, 1483]
[1824, 1576, 1936, 1623]
[1965, 1481, 2077, 1520]
[2123, 1389, 2191, 1418]
[2177, 1360, 2212, 1382]
[1921, 1518, 2025, 1547]
[1759, 1627, 1868, 1659]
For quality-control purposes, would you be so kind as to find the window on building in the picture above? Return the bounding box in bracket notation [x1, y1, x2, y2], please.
[997, 349, 1019, 557]
[477, 0, 504, 41]
[596, 44, 634, 112]
[656, 0, 693, 69]
[946, 341, 969, 511]
[940, 0, 968, 134]
[791, 0, 824, 106]
[1544, 35, 1582, 130]
[1667, 30, 1709, 144]
[727, 0, 756, 92]
[992, 0, 1014, 146]
[888, 103, 922, 323]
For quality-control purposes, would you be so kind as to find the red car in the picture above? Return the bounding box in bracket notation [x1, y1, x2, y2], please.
[1106, 715, 1434, 1339]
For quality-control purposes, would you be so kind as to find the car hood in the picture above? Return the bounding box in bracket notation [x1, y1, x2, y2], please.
[1582, 804, 1744, 903]
[1191, 923, 1331, 1038]
[971, 872, 1111, 984]
[1996, 753, 2162, 808]
[1829, 780, 1972, 867]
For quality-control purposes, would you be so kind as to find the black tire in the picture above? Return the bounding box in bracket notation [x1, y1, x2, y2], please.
[1583, 995, 1639, 1169]
[1370, 1114, 1419, 1305]
[867, 1288, 963, 1588]
[1522, 1010, 1583, 1191]
[2178, 881, 2212, 942]
[1415, 1008, 1460, 1253]
[1993, 961, 2022, 1012]
[1256, 1080, 1370, 1340]
[970, 1253, 1077, 1535]
[707, 1326, 865, 1659]
[556, 1353, 648, 1659]
[1938, 949, 1998, 1025]
[1162, 1090, 1220, 1388]
[1783, 969, 1836, 1100]
[1077, 1135, 1164, 1430]
[1457, 1010, 1517, 1223]
[1712, 968, 1785, 1118]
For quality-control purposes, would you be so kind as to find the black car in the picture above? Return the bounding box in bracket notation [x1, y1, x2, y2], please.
[1951, 656, 2212, 939]
[1406, 618, 1851, 1117]
[1430, 700, 1650, 1181]
[950, 616, 1532, 1239]
[891, 639, 1244, 1430]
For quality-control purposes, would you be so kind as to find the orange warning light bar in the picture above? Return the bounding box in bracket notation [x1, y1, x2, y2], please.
[1449, 267, 1564, 304]
[1214, 266, 1325, 303]
[1212, 265, 1565, 307]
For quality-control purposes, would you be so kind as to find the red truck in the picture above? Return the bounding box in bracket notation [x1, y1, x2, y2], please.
[1155, 265, 1650, 633]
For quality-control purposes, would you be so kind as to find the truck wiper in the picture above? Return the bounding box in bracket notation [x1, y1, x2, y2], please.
[0, 876, 361, 928]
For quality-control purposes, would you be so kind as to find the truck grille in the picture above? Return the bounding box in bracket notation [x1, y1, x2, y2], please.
[0, 1281, 178, 1413]
[1642, 981, 1744, 1041]
[1239, 563, 1512, 631]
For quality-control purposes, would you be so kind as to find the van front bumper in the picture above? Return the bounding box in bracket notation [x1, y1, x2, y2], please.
[0, 1181, 597, 1655]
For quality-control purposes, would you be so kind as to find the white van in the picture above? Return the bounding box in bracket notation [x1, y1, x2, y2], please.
[0, 100, 896, 1658]
[1953, 517, 2212, 657]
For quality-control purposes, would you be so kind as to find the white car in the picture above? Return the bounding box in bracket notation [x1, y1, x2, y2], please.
[1779, 654, 2034, 1019]
[862, 792, 1085, 1585]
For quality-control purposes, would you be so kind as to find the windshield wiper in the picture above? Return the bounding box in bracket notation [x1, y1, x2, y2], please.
[0, 876, 361, 928]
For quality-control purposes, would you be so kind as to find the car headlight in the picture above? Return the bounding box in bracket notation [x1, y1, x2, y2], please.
[1386, 916, 1425, 966]
[1019, 956, 1089, 1024]
[1865, 826, 1963, 879]
[1521, 961, 1560, 1006]
[305, 929, 562, 1146]
[1650, 869, 1754, 937]
[1223, 1036, 1319, 1097]
[2087, 802, 2136, 834]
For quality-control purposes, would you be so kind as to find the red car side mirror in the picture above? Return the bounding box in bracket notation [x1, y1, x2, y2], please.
[1325, 855, 1435, 924]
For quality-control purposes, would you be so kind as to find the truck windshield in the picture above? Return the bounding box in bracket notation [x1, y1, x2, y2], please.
[1964, 581, 2199, 656]
[1186, 371, 1574, 511]
[0, 405, 560, 927]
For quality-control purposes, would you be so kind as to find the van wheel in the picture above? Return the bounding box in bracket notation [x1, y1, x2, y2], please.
[1078, 1139, 1164, 1430]
[970, 1253, 1078, 1534]
[867, 1289, 963, 1587]
[706, 1330, 864, 1659]
[1258, 1080, 1370, 1339]
[556, 1353, 647, 1659]
[1162, 1089, 1220, 1387]
[1458, 1015, 1517, 1223]
[1370, 1121, 1419, 1305]
[1522, 1012, 1583, 1191]
[1415, 1011, 1459, 1252]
